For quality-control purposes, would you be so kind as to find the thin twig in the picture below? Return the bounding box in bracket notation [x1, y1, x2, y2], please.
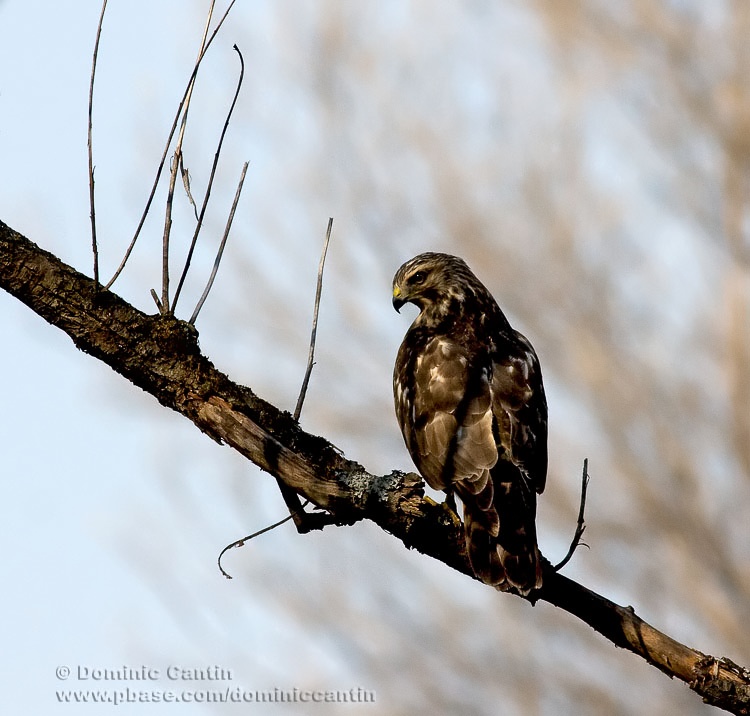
[180, 156, 199, 221]
[103, 0, 237, 291]
[172, 44, 246, 314]
[294, 217, 333, 421]
[215, 500, 351, 579]
[149, 288, 163, 312]
[221, 219, 336, 552]
[160, 1, 217, 315]
[217, 501, 310, 579]
[87, 0, 108, 286]
[188, 161, 248, 325]
[259, 221, 335, 530]
[269, 218, 335, 530]
[554, 458, 590, 572]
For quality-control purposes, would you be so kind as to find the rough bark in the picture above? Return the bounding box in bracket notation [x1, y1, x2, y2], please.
[1, 219, 748, 714]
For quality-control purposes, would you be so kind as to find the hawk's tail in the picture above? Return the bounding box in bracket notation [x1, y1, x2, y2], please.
[459, 477, 542, 595]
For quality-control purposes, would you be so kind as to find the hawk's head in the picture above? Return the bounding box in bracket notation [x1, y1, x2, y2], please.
[392, 252, 478, 315]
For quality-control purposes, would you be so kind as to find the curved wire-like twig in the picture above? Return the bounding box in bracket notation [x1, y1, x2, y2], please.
[87, 0, 108, 286]
[188, 162, 248, 325]
[217, 500, 311, 580]
[554, 458, 590, 572]
[172, 44, 246, 314]
[104, 0, 237, 291]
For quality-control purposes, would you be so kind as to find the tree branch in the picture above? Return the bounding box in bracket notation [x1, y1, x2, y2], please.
[1, 219, 748, 715]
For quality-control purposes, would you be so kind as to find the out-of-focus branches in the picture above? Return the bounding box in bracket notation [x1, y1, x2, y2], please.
[211, 4, 750, 711]
[721, 2, 750, 479]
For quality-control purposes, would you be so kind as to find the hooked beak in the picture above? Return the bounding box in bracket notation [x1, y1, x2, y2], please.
[392, 286, 406, 312]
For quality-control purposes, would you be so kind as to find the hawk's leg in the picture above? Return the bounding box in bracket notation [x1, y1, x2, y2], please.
[445, 487, 457, 514]
[440, 487, 462, 527]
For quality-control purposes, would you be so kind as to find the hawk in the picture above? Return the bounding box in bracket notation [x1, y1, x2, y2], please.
[392, 252, 547, 594]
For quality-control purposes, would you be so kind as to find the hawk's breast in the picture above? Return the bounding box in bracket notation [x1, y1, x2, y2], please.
[396, 335, 498, 492]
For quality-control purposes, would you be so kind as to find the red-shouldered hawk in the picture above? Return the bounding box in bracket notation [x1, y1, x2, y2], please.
[392, 252, 547, 594]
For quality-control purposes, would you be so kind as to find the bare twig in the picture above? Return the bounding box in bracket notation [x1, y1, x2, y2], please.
[294, 217, 333, 421]
[149, 288, 163, 312]
[216, 499, 355, 578]
[188, 161, 248, 325]
[554, 458, 590, 572]
[217, 508, 303, 579]
[159, 1, 218, 315]
[219, 218, 336, 562]
[268, 218, 335, 530]
[180, 156, 199, 221]
[216, 496, 330, 579]
[103, 0, 237, 291]
[173, 44, 246, 314]
[87, 0, 108, 286]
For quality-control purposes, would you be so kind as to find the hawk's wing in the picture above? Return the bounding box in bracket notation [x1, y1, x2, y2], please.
[490, 329, 548, 495]
[471, 328, 547, 591]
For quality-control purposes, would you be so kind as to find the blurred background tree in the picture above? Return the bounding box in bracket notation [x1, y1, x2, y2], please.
[1, 1, 748, 714]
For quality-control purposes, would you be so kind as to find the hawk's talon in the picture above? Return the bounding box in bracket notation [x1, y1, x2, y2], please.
[440, 499, 462, 528]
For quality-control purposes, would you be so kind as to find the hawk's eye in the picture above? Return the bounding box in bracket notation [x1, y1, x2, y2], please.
[410, 271, 427, 285]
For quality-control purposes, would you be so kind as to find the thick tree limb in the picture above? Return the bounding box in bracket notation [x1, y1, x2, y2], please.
[1, 219, 748, 715]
